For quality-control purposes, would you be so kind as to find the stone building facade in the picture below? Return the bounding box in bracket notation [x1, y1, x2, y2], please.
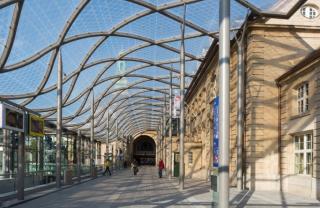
[277, 49, 320, 198]
[163, 0, 320, 199]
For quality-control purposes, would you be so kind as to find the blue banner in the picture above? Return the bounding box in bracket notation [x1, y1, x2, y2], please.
[213, 96, 219, 168]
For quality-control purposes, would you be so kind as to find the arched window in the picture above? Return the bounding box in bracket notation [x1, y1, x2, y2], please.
[301, 5, 319, 19]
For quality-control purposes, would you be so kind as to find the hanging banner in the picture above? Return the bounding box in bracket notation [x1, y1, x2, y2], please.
[173, 95, 181, 117]
[0, 103, 24, 132]
[213, 96, 219, 168]
[29, 114, 45, 137]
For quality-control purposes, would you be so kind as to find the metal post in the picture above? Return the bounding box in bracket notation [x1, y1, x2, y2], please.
[90, 91, 94, 177]
[163, 95, 166, 167]
[169, 71, 173, 179]
[106, 111, 109, 155]
[56, 50, 63, 188]
[236, 32, 245, 191]
[179, 3, 186, 191]
[9, 131, 13, 178]
[17, 131, 25, 200]
[157, 127, 160, 163]
[116, 121, 118, 170]
[95, 142, 98, 166]
[160, 119, 163, 159]
[218, 0, 230, 207]
[77, 129, 81, 183]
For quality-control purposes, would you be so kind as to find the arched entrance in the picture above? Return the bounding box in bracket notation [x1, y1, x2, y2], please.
[133, 135, 156, 165]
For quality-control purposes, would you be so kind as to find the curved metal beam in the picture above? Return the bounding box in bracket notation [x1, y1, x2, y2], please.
[0, 0, 23, 69]
[0, 0, 19, 9]
[2, 31, 203, 72]
[20, 0, 200, 107]
[18, 0, 91, 106]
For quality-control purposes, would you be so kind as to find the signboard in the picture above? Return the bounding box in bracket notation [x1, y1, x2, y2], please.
[0, 103, 24, 132]
[173, 95, 180, 117]
[213, 96, 219, 168]
[212, 96, 219, 205]
[29, 114, 45, 137]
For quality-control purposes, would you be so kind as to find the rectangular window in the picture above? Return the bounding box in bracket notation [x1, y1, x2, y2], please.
[188, 152, 193, 165]
[294, 133, 312, 175]
[297, 83, 309, 114]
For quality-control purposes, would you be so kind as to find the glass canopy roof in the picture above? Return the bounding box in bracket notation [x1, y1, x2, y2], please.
[0, 0, 305, 140]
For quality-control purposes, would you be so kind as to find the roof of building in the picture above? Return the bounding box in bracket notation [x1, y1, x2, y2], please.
[0, 0, 306, 140]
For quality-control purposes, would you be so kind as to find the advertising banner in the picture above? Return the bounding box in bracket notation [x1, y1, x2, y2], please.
[211, 96, 219, 204]
[29, 114, 45, 137]
[0, 103, 25, 132]
[213, 96, 219, 168]
[173, 95, 181, 117]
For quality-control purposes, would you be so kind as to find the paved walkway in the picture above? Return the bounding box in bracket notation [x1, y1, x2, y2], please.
[8, 166, 320, 208]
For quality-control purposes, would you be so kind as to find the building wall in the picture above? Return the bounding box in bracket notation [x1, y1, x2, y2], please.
[279, 63, 320, 199]
[183, 21, 320, 192]
[244, 24, 320, 190]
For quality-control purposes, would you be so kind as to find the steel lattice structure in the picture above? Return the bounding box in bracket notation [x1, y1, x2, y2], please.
[0, 0, 306, 141]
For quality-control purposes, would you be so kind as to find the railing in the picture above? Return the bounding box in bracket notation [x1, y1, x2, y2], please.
[0, 164, 102, 195]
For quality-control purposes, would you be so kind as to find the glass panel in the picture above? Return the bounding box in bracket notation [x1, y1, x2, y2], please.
[295, 136, 299, 150]
[306, 163, 311, 175]
[305, 98, 309, 111]
[44, 135, 56, 174]
[306, 152, 312, 175]
[307, 152, 312, 163]
[306, 134, 312, 150]
[25, 137, 39, 173]
[299, 137, 304, 150]
[295, 153, 304, 174]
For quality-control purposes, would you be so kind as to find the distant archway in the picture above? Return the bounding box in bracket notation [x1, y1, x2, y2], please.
[133, 135, 156, 165]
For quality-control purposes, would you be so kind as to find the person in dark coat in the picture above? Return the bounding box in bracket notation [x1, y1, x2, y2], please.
[158, 159, 165, 178]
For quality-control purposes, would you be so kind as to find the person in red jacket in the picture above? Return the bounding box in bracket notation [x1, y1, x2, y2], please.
[158, 159, 165, 178]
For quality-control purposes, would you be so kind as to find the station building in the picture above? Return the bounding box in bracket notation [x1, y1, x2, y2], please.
[161, 0, 320, 199]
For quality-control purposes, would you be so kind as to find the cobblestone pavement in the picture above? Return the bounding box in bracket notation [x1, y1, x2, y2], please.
[12, 166, 320, 208]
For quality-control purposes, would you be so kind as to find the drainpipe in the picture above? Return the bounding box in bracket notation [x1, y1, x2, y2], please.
[277, 82, 282, 192]
[236, 33, 245, 191]
[235, 14, 248, 191]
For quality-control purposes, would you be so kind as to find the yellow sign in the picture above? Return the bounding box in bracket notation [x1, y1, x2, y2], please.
[29, 115, 44, 137]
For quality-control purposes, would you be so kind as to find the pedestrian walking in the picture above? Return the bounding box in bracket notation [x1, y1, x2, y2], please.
[158, 159, 165, 178]
[103, 159, 112, 176]
[131, 159, 139, 176]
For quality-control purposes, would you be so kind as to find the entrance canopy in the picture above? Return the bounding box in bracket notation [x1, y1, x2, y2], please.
[0, 0, 306, 140]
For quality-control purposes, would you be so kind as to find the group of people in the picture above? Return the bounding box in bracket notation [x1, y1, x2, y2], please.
[103, 157, 166, 178]
[129, 158, 165, 178]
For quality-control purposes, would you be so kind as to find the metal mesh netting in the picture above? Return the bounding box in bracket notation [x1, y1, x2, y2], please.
[0, 0, 305, 140]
